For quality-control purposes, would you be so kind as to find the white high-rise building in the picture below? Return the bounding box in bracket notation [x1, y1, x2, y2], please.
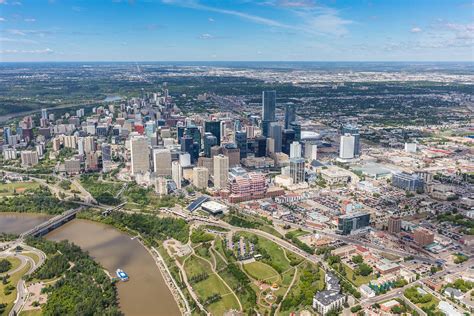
[172, 161, 182, 189]
[35, 144, 44, 157]
[63, 135, 77, 149]
[77, 137, 84, 155]
[339, 134, 355, 159]
[130, 136, 150, 175]
[83, 136, 96, 154]
[305, 143, 318, 161]
[193, 167, 209, 189]
[3, 148, 17, 161]
[290, 141, 302, 158]
[213, 154, 229, 189]
[153, 148, 172, 176]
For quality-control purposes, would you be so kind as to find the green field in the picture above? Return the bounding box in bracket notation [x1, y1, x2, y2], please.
[0, 260, 31, 315]
[184, 255, 240, 315]
[4, 256, 22, 273]
[244, 262, 280, 283]
[0, 182, 39, 197]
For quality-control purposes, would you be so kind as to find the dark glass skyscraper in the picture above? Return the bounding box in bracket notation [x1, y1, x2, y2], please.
[205, 121, 221, 146]
[204, 133, 217, 158]
[289, 122, 302, 142]
[235, 131, 247, 159]
[284, 104, 296, 129]
[269, 122, 282, 153]
[262, 91, 276, 137]
[282, 129, 295, 155]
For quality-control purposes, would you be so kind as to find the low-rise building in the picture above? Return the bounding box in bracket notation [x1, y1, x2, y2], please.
[312, 272, 346, 315]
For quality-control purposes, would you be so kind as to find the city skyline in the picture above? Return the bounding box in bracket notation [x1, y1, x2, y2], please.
[0, 0, 473, 62]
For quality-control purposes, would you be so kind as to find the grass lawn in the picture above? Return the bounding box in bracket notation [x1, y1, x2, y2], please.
[257, 236, 291, 273]
[3, 256, 22, 273]
[19, 309, 43, 316]
[0, 181, 39, 197]
[183, 255, 209, 278]
[260, 225, 283, 238]
[244, 262, 279, 283]
[343, 264, 376, 286]
[211, 248, 227, 271]
[21, 252, 40, 265]
[207, 293, 240, 316]
[0, 260, 30, 315]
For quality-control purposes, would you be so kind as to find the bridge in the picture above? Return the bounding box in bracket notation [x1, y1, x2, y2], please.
[20, 207, 83, 239]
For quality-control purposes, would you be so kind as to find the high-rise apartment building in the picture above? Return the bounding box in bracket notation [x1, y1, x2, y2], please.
[20, 150, 39, 167]
[387, 216, 401, 234]
[342, 125, 360, 157]
[413, 227, 434, 246]
[290, 141, 302, 158]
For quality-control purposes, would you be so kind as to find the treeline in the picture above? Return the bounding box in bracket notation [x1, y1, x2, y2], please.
[285, 230, 314, 255]
[0, 186, 75, 214]
[281, 263, 322, 311]
[79, 210, 189, 243]
[31, 254, 70, 280]
[26, 238, 121, 315]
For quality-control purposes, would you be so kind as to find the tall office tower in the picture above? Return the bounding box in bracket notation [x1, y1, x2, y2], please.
[282, 129, 296, 155]
[339, 134, 355, 159]
[153, 148, 172, 176]
[290, 141, 302, 158]
[177, 126, 185, 144]
[130, 136, 150, 175]
[269, 122, 283, 153]
[204, 133, 218, 158]
[83, 136, 96, 154]
[205, 121, 221, 146]
[3, 127, 11, 144]
[304, 143, 318, 161]
[289, 122, 301, 142]
[261, 90, 276, 137]
[145, 121, 156, 138]
[220, 121, 226, 143]
[213, 154, 229, 189]
[387, 216, 401, 234]
[101, 144, 112, 162]
[185, 125, 201, 150]
[342, 125, 360, 156]
[234, 120, 241, 132]
[193, 167, 209, 189]
[172, 161, 182, 189]
[41, 108, 48, 120]
[20, 150, 39, 167]
[255, 136, 267, 157]
[222, 143, 241, 167]
[245, 125, 255, 139]
[235, 131, 247, 159]
[284, 104, 296, 129]
[289, 158, 305, 184]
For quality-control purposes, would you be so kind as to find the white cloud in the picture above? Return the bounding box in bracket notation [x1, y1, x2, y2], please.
[208, 17, 214, 22]
[1, 48, 53, 54]
[410, 27, 422, 33]
[0, 36, 38, 44]
[199, 33, 214, 39]
[24, 18, 36, 22]
[0, 0, 7, 4]
[162, 0, 353, 37]
[0, 17, 5, 21]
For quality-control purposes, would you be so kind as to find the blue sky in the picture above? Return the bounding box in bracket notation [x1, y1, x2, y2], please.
[0, 0, 473, 61]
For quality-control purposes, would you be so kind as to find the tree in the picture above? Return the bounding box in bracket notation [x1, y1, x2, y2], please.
[352, 255, 363, 264]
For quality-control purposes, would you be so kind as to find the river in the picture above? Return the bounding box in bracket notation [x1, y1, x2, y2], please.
[0, 214, 181, 316]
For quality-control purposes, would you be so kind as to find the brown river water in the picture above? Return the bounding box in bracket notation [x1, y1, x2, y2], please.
[0, 214, 181, 316]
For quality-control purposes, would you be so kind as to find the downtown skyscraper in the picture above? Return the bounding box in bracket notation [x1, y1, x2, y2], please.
[261, 91, 276, 137]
